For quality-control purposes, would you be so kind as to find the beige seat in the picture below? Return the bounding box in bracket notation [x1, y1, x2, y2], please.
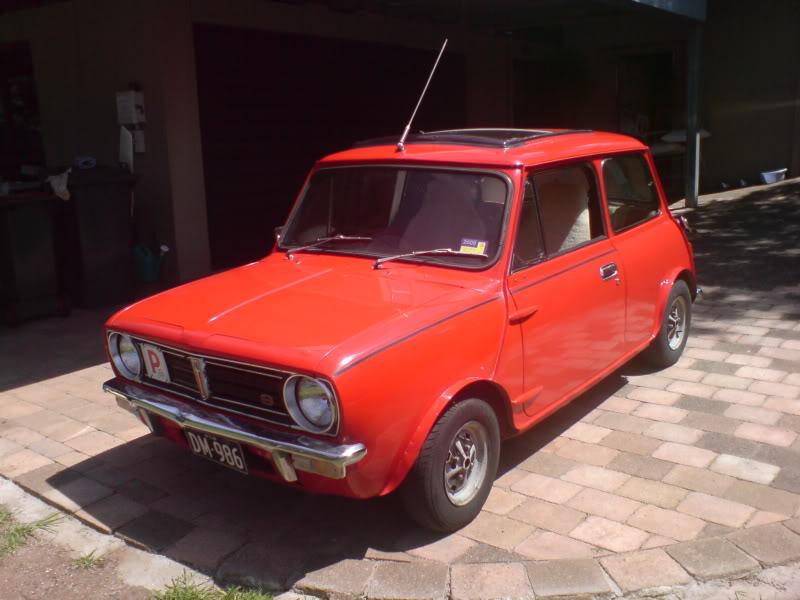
[535, 168, 591, 254]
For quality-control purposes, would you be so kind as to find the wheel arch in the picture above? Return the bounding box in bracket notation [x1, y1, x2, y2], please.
[651, 267, 696, 338]
[379, 377, 513, 495]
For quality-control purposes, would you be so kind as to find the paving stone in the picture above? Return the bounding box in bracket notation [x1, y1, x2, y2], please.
[641, 534, 676, 548]
[460, 511, 534, 551]
[44, 514, 125, 559]
[515, 530, 597, 560]
[668, 381, 719, 399]
[65, 429, 123, 454]
[726, 354, 773, 368]
[682, 411, 740, 435]
[653, 441, 717, 468]
[686, 348, 730, 362]
[713, 388, 767, 406]
[696, 431, 762, 459]
[562, 464, 629, 492]
[40, 475, 113, 513]
[517, 452, 577, 477]
[728, 523, 800, 566]
[628, 504, 706, 541]
[0, 448, 53, 477]
[561, 422, 612, 444]
[724, 405, 782, 425]
[510, 472, 582, 503]
[753, 379, 800, 399]
[2, 425, 44, 445]
[675, 395, 731, 415]
[746, 510, 786, 528]
[12, 461, 79, 495]
[567, 487, 642, 522]
[365, 561, 449, 600]
[407, 534, 476, 563]
[0, 437, 23, 458]
[607, 451, 673, 481]
[599, 396, 640, 414]
[494, 468, 528, 489]
[663, 464, 737, 496]
[645, 422, 704, 444]
[722, 480, 800, 516]
[509, 497, 586, 534]
[552, 438, 619, 467]
[627, 388, 681, 405]
[458, 543, 527, 564]
[450, 562, 532, 600]
[526, 559, 612, 598]
[570, 516, 648, 552]
[117, 478, 168, 504]
[166, 526, 248, 572]
[711, 453, 780, 485]
[772, 467, 800, 495]
[704, 373, 753, 390]
[483, 487, 527, 515]
[765, 397, 800, 416]
[736, 366, 788, 382]
[117, 545, 211, 591]
[26, 437, 72, 459]
[601, 548, 691, 593]
[599, 431, 662, 458]
[116, 509, 195, 551]
[735, 422, 797, 447]
[666, 537, 759, 580]
[677, 491, 755, 527]
[593, 412, 652, 435]
[74, 493, 148, 532]
[634, 403, 687, 423]
[617, 476, 688, 508]
[661, 366, 707, 383]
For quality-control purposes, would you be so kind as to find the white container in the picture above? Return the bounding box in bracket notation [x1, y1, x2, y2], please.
[760, 168, 787, 184]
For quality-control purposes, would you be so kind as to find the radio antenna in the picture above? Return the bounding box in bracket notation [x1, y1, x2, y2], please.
[396, 38, 448, 152]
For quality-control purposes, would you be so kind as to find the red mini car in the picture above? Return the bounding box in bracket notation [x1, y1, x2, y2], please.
[104, 129, 696, 532]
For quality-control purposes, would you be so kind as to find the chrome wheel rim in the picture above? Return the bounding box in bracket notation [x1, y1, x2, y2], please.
[667, 296, 688, 350]
[444, 420, 488, 506]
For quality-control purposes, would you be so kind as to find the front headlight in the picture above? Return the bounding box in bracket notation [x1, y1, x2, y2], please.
[284, 375, 336, 433]
[108, 332, 141, 379]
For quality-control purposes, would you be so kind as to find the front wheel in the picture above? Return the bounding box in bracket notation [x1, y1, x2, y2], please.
[643, 279, 692, 368]
[401, 398, 500, 532]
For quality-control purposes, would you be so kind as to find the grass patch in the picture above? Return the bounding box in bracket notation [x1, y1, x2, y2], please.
[73, 550, 105, 570]
[155, 574, 272, 600]
[0, 512, 61, 556]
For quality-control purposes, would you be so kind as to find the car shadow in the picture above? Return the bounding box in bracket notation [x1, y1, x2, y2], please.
[42, 361, 634, 590]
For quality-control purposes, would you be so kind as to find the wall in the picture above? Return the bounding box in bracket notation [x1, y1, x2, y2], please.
[0, 0, 211, 284]
[702, 0, 800, 187]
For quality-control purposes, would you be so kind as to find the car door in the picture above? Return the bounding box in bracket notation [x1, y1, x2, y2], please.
[506, 161, 627, 417]
[602, 152, 670, 348]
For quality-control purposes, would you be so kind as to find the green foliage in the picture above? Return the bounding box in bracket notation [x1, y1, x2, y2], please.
[0, 512, 61, 556]
[154, 574, 272, 600]
[73, 550, 105, 570]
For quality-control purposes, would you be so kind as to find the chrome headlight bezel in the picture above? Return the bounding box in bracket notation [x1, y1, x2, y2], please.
[283, 374, 338, 434]
[108, 332, 142, 380]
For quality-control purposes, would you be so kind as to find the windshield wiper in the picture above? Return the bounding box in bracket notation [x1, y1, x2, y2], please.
[373, 248, 488, 269]
[286, 235, 373, 259]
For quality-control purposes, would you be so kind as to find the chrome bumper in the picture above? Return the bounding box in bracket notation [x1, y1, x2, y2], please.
[103, 378, 367, 482]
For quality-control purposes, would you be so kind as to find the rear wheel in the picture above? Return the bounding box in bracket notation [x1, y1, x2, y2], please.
[644, 280, 692, 368]
[402, 398, 500, 532]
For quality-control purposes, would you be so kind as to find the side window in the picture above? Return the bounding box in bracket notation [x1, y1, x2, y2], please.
[603, 154, 660, 233]
[511, 179, 545, 270]
[533, 163, 605, 255]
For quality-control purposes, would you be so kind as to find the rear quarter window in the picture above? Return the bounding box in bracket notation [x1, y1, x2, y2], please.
[603, 154, 660, 233]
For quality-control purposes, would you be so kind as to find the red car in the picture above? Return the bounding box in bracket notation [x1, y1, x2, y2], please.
[104, 129, 696, 532]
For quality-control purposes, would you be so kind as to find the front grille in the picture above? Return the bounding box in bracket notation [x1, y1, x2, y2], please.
[136, 339, 294, 427]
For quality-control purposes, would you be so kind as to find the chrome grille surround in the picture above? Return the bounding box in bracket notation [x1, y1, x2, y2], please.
[107, 331, 339, 436]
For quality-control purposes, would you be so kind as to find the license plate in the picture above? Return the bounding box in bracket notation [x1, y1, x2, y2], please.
[185, 430, 248, 474]
[141, 344, 170, 382]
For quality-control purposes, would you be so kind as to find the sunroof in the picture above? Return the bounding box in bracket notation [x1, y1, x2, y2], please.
[353, 128, 591, 149]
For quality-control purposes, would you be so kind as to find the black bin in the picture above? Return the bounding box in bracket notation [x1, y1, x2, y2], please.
[0, 192, 67, 325]
[60, 167, 136, 308]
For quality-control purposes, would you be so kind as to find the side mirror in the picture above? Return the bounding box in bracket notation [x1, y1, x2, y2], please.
[274, 225, 284, 243]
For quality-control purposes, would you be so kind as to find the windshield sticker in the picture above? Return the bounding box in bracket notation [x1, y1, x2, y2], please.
[459, 238, 488, 255]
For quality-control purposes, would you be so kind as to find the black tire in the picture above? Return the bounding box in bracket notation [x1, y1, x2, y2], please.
[401, 398, 500, 532]
[643, 279, 692, 369]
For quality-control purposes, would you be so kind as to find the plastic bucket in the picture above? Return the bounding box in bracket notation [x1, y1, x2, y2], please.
[760, 168, 788, 184]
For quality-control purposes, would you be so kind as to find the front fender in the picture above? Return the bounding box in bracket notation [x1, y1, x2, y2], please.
[651, 266, 696, 338]
[330, 294, 506, 498]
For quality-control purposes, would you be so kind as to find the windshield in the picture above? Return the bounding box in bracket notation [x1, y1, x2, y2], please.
[280, 166, 509, 268]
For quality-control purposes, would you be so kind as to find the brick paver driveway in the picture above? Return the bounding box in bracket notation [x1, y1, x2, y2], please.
[1, 180, 799, 598]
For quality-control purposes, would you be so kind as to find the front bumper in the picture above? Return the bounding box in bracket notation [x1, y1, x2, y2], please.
[103, 377, 367, 482]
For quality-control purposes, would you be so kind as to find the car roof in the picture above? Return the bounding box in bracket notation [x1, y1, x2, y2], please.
[319, 129, 648, 169]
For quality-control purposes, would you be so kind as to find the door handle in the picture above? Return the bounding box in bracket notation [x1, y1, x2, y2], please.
[509, 305, 539, 325]
[599, 263, 619, 280]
